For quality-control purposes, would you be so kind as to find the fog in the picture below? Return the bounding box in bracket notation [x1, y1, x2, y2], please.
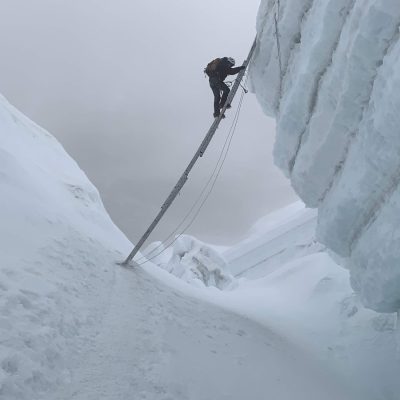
[0, 0, 297, 246]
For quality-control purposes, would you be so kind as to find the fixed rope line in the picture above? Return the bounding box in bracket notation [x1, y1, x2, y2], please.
[135, 74, 249, 263]
[121, 37, 257, 266]
[274, 0, 283, 95]
[135, 84, 247, 265]
[225, 80, 249, 93]
[122, 44, 256, 267]
[134, 83, 247, 264]
[137, 84, 248, 266]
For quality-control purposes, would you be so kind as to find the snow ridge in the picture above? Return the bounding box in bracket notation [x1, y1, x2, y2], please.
[0, 92, 131, 399]
[250, 0, 400, 312]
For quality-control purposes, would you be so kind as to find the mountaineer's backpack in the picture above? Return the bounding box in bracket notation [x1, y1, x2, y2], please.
[204, 58, 221, 77]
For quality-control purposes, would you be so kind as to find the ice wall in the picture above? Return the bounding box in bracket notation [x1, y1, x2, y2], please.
[250, 0, 400, 312]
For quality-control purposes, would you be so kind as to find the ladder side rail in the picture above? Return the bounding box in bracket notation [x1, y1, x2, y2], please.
[122, 120, 221, 265]
[200, 38, 257, 156]
[122, 36, 257, 265]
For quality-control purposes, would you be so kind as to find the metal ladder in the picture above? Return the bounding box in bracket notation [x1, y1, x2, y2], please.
[121, 37, 257, 266]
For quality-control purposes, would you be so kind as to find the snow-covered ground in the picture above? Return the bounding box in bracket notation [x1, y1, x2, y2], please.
[63, 264, 360, 400]
[4, 1, 400, 394]
[249, 0, 400, 313]
[0, 92, 132, 398]
[146, 202, 400, 399]
[0, 93, 366, 399]
[222, 204, 400, 400]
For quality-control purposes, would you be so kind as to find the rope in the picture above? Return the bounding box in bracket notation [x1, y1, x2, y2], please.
[134, 101, 236, 264]
[138, 91, 246, 266]
[120, 37, 257, 266]
[135, 74, 250, 264]
[274, 0, 283, 96]
[225, 80, 249, 93]
[136, 83, 247, 265]
[136, 82, 248, 266]
[133, 80, 244, 263]
[133, 113, 237, 264]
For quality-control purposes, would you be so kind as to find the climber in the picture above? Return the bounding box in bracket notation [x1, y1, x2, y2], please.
[204, 57, 246, 118]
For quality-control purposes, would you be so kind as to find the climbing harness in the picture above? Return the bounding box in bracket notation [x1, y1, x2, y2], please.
[120, 36, 257, 267]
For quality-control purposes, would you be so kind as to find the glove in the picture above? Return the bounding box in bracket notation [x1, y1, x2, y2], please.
[240, 65, 246, 70]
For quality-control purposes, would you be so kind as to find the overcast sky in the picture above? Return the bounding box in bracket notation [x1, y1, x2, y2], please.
[0, 0, 297, 246]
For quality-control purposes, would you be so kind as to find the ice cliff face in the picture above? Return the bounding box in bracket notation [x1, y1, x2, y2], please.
[250, 0, 400, 312]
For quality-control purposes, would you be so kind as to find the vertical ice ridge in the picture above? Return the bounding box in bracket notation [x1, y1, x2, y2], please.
[316, 7, 400, 211]
[276, 0, 315, 114]
[350, 166, 400, 254]
[349, 183, 400, 312]
[255, 0, 275, 39]
[252, 0, 400, 312]
[250, 0, 314, 118]
[288, 2, 356, 175]
[273, 0, 356, 176]
[317, 12, 400, 257]
[347, 28, 400, 254]
[291, 0, 356, 187]
[317, 18, 400, 211]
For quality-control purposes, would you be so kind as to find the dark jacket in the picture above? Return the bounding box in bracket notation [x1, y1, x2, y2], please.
[211, 57, 244, 82]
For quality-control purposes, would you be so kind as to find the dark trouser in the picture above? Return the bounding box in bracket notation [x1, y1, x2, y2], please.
[209, 77, 230, 115]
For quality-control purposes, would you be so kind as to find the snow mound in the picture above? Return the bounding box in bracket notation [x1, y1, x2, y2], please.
[250, 0, 400, 312]
[145, 235, 236, 290]
[0, 93, 131, 399]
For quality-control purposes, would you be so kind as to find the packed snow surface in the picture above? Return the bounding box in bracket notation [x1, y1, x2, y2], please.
[0, 93, 133, 399]
[222, 203, 400, 400]
[250, 0, 400, 312]
[152, 203, 399, 399]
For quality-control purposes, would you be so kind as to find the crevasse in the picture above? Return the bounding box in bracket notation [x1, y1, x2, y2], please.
[250, 0, 400, 312]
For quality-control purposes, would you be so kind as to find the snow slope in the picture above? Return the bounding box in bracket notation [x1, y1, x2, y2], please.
[221, 203, 399, 400]
[250, 0, 400, 312]
[62, 264, 360, 400]
[147, 202, 399, 398]
[0, 94, 363, 399]
[0, 93, 132, 399]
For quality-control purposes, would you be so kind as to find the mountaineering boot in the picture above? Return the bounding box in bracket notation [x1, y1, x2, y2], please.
[213, 112, 225, 119]
[220, 103, 231, 110]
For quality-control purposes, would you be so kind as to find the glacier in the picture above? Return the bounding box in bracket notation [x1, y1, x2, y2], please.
[250, 0, 400, 313]
[4, 0, 400, 395]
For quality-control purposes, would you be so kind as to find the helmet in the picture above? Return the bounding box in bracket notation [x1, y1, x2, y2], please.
[227, 57, 235, 66]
